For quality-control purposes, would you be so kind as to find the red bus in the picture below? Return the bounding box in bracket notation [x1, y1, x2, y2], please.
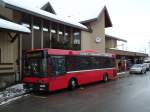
[23, 49, 117, 91]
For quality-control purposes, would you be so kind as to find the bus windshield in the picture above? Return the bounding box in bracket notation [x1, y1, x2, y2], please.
[24, 58, 47, 77]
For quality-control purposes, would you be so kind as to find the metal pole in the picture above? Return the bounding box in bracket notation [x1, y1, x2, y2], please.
[79, 31, 81, 50]
[49, 22, 52, 48]
[31, 16, 34, 49]
[63, 26, 66, 42]
[41, 20, 44, 48]
[19, 34, 22, 81]
[70, 27, 73, 49]
[149, 41, 150, 56]
[56, 24, 59, 42]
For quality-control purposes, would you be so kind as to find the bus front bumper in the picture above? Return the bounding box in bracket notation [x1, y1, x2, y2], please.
[24, 83, 49, 91]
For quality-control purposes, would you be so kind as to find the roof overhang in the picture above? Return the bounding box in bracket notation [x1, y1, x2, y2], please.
[80, 6, 113, 28]
[0, 18, 31, 33]
[105, 34, 127, 43]
[107, 48, 148, 57]
[80, 18, 97, 24]
[2, 0, 88, 31]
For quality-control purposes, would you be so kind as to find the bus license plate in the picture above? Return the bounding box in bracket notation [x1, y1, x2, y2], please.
[40, 85, 46, 88]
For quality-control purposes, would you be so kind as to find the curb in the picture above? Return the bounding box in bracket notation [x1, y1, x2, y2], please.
[0, 94, 29, 106]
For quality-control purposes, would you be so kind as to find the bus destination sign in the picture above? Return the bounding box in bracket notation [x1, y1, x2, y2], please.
[27, 52, 43, 58]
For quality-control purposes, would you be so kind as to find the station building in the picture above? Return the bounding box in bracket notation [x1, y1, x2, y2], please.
[0, 0, 87, 88]
[79, 7, 147, 72]
[0, 0, 148, 88]
[105, 35, 148, 72]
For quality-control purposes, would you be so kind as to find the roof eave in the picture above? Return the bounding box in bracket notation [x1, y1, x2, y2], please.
[107, 48, 148, 57]
[80, 18, 97, 24]
[4, 2, 87, 31]
[0, 27, 30, 34]
[79, 6, 113, 28]
[105, 34, 127, 43]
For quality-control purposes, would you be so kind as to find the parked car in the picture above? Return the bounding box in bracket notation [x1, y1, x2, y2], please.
[143, 63, 150, 71]
[129, 64, 147, 74]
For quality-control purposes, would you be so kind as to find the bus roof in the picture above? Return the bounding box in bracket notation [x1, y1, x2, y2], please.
[27, 48, 115, 57]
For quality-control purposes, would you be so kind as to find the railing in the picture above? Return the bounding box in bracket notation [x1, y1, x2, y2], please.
[0, 63, 14, 74]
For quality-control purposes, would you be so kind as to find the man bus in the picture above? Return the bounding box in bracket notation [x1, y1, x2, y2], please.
[23, 49, 117, 91]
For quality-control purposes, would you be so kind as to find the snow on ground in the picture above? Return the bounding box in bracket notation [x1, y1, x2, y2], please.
[0, 95, 22, 106]
[0, 84, 28, 105]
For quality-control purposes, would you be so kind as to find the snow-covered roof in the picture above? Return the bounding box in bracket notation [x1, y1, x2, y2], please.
[35, 0, 56, 14]
[80, 6, 112, 28]
[35, 0, 51, 9]
[23, 0, 104, 23]
[79, 6, 104, 23]
[2, 0, 88, 30]
[0, 18, 31, 33]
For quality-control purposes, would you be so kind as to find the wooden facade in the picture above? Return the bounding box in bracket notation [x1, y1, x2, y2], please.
[0, 0, 85, 88]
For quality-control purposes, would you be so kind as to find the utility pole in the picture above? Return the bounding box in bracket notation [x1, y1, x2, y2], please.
[149, 41, 150, 56]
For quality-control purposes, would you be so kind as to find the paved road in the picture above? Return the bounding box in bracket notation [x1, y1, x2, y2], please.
[1, 72, 150, 112]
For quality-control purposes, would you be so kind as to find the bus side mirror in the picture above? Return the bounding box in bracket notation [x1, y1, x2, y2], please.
[59, 70, 67, 75]
[62, 71, 67, 75]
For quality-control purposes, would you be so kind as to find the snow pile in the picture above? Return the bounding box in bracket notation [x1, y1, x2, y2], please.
[0, 84, 27, 105]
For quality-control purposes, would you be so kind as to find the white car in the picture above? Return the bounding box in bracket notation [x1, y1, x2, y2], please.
[143, 63, 150, 71]
[129, 64, 147, 74]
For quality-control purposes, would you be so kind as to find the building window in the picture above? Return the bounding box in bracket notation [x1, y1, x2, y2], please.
[73, 32, 80, 45]
[72, 32, 81, 50]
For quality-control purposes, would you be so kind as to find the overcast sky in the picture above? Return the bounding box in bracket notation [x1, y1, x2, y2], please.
[26, 0, 150, 54]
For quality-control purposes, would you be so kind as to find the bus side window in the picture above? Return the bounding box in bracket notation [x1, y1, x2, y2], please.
[66, 56, 77, 71]
[77, 56, 90, 70]
[103, 57, 110, 68]
[90, 57, 99, 69]
[99, 57, 104, 69]
[51, 56, 66, 76]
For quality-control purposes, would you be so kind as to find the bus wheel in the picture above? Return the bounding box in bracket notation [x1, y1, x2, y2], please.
[68, 79, 77, 90]
[103, 74, 109, 83]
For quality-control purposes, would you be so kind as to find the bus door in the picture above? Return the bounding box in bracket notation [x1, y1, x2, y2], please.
[48, 56, 68, 90]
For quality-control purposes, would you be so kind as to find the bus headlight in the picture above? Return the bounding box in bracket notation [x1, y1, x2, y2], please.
[40, 85, 46, 88]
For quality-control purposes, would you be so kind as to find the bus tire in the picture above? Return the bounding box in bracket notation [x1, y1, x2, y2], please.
[68, 78, 77, 90]
[103, 74, 109, 83]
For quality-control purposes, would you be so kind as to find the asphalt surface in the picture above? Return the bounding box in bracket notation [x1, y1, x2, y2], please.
[1, 72, 150, 112]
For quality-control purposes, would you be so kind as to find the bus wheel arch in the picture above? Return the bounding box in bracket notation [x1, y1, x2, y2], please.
[68, 78, 78, 90]
[103, 73, 109, 82]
